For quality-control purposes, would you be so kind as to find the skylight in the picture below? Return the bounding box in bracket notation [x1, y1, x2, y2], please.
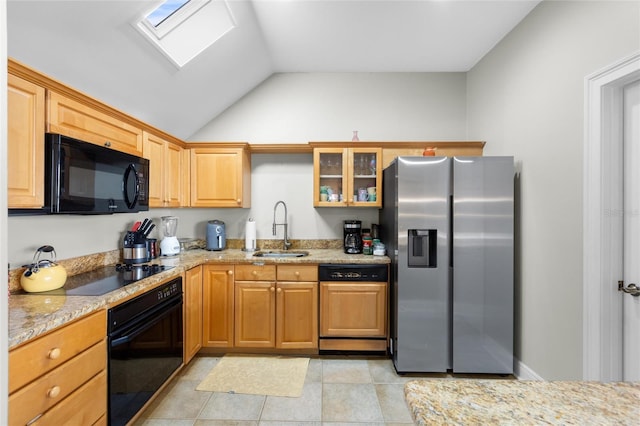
[145, 0, 191, 28]
[134, 0, 236, 68]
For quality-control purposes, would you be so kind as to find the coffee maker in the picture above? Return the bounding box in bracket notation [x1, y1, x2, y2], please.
[343, 220, 363, 254]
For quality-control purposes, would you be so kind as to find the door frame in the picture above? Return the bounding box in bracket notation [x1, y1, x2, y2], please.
[584, 51, 640, 381]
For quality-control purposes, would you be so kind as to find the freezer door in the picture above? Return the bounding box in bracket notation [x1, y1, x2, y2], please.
[452, 156, 514, 374]
[394, 156, 451, 373]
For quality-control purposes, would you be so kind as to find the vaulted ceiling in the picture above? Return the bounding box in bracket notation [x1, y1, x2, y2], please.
[7, 0, 540, 140]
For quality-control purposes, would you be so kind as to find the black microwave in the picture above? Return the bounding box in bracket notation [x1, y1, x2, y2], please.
[45, 133, 149, 214]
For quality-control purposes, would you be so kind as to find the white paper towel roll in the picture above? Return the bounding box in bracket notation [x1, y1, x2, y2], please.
[245, 219, 256, 250]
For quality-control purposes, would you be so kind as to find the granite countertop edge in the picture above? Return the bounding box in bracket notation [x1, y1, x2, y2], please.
[9, 248, 390, 349]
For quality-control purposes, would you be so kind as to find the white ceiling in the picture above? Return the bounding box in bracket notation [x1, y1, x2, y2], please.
[7, 0, 540, 140]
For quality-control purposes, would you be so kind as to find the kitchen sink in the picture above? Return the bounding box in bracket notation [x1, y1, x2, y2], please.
[253, 250, 309, 258]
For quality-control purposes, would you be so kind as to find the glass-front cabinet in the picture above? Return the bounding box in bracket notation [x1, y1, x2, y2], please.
[313, 147, 382, 208]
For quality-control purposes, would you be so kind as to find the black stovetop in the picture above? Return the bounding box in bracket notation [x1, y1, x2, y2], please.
[26, 264, 174, 296]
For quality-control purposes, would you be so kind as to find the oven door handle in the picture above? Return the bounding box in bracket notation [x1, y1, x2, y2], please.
[110, 297, 181, 347]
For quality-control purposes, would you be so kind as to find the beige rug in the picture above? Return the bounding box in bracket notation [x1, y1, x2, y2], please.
[196, 355, 309, 397]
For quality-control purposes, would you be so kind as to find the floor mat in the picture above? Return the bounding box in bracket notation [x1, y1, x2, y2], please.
[196, 354, 309, 397]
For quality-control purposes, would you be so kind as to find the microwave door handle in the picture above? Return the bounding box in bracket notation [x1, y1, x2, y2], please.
[123, 163, 140, 210]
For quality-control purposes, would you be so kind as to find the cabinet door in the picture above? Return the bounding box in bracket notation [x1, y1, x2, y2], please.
[276, 282, 318, 349]
[202, 265, 235, 348]
[234, 282, 276, 348]
[143, 132, 166, 208]
[320, 282, 387, 337]
[314, 147, 347, 207]
[313, 147, 382, 207]
[47, 91, 143, 156]
[184, 266, 203, 364]
[190, 147, 250, 208]
[7, 74, 45, 208]
[143, 132, 185, 208]
[165, 141, 184, 207]
[348, 148, 382, 208]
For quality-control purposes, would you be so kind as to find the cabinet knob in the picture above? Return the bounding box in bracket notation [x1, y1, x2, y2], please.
[295, 271, 300, 276]
[48, 347, 61, 360]
[237, 199, 241, 204]
[277, 288, 282, 293]
[47, 386, 61, 398]
[228, 270, 233, 275]
[104, 141, 111, 147]
[252, 270, 258, 276]
[270, 287, 275, 292]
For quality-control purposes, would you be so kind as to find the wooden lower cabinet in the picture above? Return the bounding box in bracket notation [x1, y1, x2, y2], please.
[320, 281, 387, 351]
[202, 264, 235, 348]
[8, 309, 107, 425]
[184, 266, 203, 363]
[235, 281, 276, 347]
[234, 264, 318, 349]
[276, 281, 318, 349]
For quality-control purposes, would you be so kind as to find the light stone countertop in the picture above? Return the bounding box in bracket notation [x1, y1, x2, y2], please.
[8, 248, 389, 349]
[404, 379, 640, 425]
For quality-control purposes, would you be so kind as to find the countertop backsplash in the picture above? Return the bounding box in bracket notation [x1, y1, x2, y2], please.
[8, 239, 344, 293]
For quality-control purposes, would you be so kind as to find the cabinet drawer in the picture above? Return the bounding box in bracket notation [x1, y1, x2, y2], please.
[29, 370, 107, 426]
[235, 264, 276, 281]
[277, 265, 318, 282]
[9, 339, 106, 425]
[9, 309, 106, 393]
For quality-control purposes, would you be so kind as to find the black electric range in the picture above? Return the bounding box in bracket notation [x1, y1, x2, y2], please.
[26, 263, 175, 296]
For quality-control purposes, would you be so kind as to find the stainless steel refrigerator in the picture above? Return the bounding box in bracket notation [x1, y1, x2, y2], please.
[379, 156, 514, 374]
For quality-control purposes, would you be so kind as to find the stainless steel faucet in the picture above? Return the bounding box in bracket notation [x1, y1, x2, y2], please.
[272, 200, 292, 250]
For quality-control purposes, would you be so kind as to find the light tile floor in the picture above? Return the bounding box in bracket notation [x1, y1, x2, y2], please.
[134, 355, 426, 425]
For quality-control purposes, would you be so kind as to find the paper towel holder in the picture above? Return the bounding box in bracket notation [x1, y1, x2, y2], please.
[242, 217, 259, 252]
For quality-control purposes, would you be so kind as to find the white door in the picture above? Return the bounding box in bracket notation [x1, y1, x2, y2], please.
[623, 79, 640, 381]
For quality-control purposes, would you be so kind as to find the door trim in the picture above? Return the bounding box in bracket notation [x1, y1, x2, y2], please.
[584, 51, 640, 381]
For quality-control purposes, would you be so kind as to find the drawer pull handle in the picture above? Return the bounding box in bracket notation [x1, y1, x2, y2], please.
[295, 271, 300, 276]
[252, 271, 258, 276]
[48, 347, 61, 360]
[47, 386, 61, 398]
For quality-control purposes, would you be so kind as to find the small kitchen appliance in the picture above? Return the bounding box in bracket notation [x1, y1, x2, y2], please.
[160, 216, 180, 256]
[207, 220, 226, 250]
[42, 133, 149, 215]
[21, 245, 67, 292]
[343, 220, 363, 254]
[123, 218, 155, 264]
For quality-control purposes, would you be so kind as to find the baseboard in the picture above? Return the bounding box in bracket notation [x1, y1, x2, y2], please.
[514, 358, 544, 381]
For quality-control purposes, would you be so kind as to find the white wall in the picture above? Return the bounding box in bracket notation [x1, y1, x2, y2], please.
[7, 73, 467, 267]
[467, 0, 640, 380]
[190, 72, 467, 143]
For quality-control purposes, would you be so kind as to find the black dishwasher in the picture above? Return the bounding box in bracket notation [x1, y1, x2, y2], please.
[318, 264, 389, 352]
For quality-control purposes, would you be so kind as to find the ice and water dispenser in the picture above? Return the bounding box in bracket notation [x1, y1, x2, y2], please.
[408, 229, 438, 267]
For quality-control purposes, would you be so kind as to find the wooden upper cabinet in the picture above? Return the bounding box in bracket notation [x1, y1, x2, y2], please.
[143, 131, 188, 208]
[190, 145, 251, 208]
[313, 147, 382, 208]
[47, 91, 143, 156]
[8, 74, 45, 209]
